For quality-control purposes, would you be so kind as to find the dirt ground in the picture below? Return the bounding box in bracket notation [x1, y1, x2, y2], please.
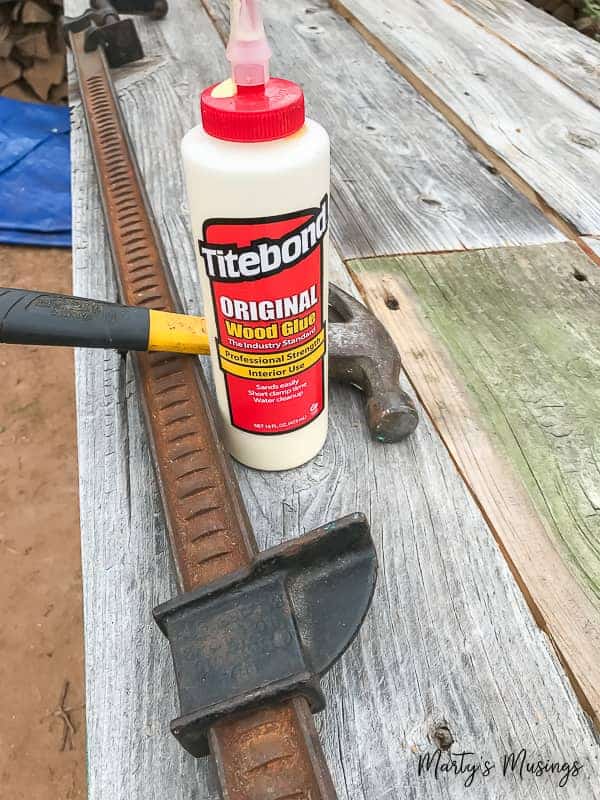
[0, 245, 86, 799]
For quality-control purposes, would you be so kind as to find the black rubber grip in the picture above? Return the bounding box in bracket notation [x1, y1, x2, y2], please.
[0, 288, 150, 351]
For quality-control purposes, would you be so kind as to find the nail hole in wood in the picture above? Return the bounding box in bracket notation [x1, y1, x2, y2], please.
[573, 269, 588, 282]
[485, 164, 499, 175]
[384, 293, 400, 310]
[432, 723, 454, 751]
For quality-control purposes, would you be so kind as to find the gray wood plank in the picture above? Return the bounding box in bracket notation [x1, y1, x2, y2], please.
[449, 0, 600, 110]
[200, 0, 562, 258]
[69, 1, 600, 798]
[333, 0, 600, 236]
[586, 237, 600, 257]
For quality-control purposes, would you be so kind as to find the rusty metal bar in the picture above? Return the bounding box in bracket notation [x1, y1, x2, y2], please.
[70, 29, 338, 800]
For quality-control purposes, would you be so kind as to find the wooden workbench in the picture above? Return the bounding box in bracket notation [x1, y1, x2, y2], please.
[68, 0, 600, 797]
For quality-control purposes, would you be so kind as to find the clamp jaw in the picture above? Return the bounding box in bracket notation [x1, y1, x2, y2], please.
[63, 0, 167, 68]
[154, 514, 377, 757]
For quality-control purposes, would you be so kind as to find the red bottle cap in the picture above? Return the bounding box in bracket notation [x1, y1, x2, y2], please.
[201, 79, 305, 143]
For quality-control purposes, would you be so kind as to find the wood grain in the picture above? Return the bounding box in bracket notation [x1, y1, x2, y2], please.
[585, 237, 600, 258]
[333, 0, 600, 236]
[350, 242, 600, 723]
[447, 0, 600, 110]
[201, 0, 562, 257]
[69, 1, 600, 798]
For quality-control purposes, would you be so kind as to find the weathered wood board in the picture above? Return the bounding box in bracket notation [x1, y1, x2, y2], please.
[333, 0, 600, 236]
[585, 237, 600, 258]
[201, 0, 562, 257]
[448, 0, 600, 110]
[350, 241, 600, 723]
[68, 1, 600, 798]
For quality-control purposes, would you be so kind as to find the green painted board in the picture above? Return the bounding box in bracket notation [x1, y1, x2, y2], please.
[351, 241, 600, 720]
[351, 243, 600, 606]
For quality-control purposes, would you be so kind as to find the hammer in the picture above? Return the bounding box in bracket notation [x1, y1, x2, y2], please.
[0, 284, 418, 443]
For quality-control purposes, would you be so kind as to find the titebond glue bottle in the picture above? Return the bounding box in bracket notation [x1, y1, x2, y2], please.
[182, 0, 330, 471]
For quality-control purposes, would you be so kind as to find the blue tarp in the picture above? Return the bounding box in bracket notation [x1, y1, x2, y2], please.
[0, 97, 71, 247]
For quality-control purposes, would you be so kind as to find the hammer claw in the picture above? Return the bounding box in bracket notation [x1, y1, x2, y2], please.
[328, 282, 418, 443]
[329, 282, 375, 323]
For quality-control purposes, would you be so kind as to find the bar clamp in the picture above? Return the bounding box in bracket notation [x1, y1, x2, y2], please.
[154, 514, 377, 757]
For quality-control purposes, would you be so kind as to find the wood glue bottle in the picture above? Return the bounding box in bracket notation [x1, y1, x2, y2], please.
[181, 0, 330, 471]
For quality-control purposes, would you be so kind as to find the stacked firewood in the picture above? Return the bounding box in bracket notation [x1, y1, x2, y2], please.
[529, 0, 600, 37]
[0, 0, 66, 104]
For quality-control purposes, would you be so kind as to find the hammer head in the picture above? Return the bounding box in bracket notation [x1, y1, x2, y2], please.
[328, 284, 418, 443]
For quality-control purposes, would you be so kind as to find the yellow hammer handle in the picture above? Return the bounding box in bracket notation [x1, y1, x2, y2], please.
[148, 310, 210, 355]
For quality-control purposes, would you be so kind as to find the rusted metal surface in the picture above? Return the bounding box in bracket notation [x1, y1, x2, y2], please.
[210, 697, 338, 800]
[71, 31, 255, 588]
[154, 514, 376, 759]
[70, 29, 338, 800]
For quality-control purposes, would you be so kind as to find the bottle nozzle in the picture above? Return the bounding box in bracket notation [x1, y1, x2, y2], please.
[226, 0, 272, 88]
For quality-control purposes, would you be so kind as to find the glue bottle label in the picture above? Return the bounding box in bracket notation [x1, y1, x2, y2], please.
[199, 195, 328, 435]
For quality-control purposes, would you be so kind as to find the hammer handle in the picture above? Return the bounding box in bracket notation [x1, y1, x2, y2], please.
[0, 287, 149, 350]
[0, 288, 209, 355]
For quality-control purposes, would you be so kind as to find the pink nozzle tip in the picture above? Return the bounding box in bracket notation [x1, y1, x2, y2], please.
[226, 0, 272, 88]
